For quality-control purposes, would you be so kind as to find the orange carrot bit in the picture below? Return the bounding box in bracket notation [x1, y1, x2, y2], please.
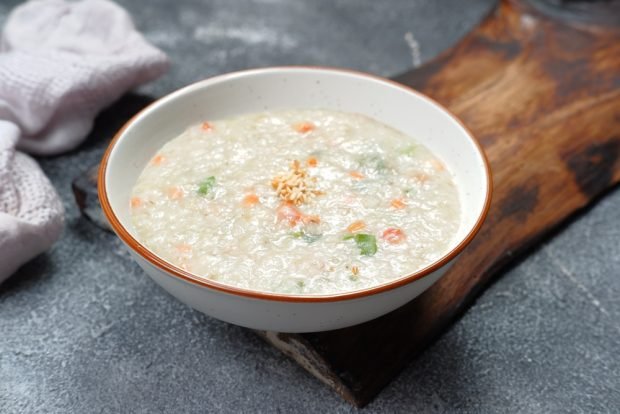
[302, 214, 321, 225]
[276, 202, 303, 226]
[346, 220, 366, 233]
[382, 228, 406, 244]
[293, 122, 316, 134]
[201, 121, 213, 131]
[307, 157, 318, 168]
[130, 197, 142, 208]
[151, 154, 166, 166]
[176, 243, 193, 254]
[429, 159, 445, 171]
[167, 186, 184, 200]
[242, 193, 260, 206]
[390, 198, 407, 209]
[413, 173, 429, 183]
[349, 171, 365, 180]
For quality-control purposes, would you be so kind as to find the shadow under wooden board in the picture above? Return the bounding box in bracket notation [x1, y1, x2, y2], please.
[76, 0, 620, 407]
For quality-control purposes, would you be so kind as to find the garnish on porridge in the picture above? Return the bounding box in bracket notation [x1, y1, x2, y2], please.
[382, 227, 406, 244]
[346, 220, 366, 233]
[271, 160, 321, 206]
[293, 121, 315, 134]
[197, 176, 216, 196]
[343, 233, 378, 256]
[131, 109, 460, 295]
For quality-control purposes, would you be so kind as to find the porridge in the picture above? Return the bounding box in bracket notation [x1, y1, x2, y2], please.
[130, 109, 460, 295]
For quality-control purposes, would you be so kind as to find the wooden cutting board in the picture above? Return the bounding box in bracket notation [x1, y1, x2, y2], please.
[76, 0, 620, 407]
[253, 0, 620, 407]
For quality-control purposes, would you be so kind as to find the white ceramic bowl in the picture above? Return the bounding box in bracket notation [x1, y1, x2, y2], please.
[99, 67, 491, 332]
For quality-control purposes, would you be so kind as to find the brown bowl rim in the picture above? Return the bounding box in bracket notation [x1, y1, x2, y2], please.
[98, 66, 493, 303]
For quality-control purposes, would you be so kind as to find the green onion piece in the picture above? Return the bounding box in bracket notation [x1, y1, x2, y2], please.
[292, 230, 322, 243]
[197, 176, 216, 196]
[344, 233, 377, 256]
[358, 154, 388, 173]
[354, 234, 377, 256]
[302, 233, 322, 243]
[399, 145, 416, 156]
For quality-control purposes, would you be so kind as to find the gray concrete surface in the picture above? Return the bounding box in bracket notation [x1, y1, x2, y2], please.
[1, 0, 619, 412]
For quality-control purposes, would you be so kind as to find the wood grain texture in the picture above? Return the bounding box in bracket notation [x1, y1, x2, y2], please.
[257, 0, 620, 407]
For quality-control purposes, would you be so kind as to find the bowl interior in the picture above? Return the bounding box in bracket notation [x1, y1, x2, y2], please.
[104, 67, 490, 282]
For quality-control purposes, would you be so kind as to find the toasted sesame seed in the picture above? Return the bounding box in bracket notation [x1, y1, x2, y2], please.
[271, 160, 322, 205]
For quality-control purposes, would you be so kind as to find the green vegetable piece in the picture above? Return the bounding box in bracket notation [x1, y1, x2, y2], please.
[358, 154, 388, 173]
[292, 230, 321, 243]
[372, 158, 387, 172]
[354, 234, 377, 256]
[197, 176, 216, 196]
[302, 233, 322, 243]
[399, 145, 416, 156]
[344, 233, 377, 256]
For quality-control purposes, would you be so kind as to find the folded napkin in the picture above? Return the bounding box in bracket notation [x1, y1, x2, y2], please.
[0, 0, 169, 284]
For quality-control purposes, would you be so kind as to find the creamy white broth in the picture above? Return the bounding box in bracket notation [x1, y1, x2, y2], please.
[130, 109, 460, 295]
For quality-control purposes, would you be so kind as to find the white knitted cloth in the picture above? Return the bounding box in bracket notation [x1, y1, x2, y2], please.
[0, 122, 64, 282]
[0, 0, 168, 283]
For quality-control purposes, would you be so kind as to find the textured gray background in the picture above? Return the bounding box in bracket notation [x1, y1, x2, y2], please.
[1, 0, 619, 413]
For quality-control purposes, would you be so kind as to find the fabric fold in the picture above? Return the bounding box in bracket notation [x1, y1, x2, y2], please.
[0, 0, 169, 282]
[0, 0, 169, 155]
[0, 121, 64, 283]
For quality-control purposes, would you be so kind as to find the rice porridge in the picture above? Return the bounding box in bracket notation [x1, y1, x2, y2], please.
[130, 109, 461, 295]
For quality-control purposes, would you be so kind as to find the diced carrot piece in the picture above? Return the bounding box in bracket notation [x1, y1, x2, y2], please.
[151, 154, 165, 166]
[307, 157, 318, 167]
[391, 199, 407, 209]
[349, 171, 365, 180]
[176, 243, 192, 254]
[382, 228, 406, 244]
[293, 122, 315, 133]
[167, 186, 184, 200]
[130, 197, 142, 208]
[243, 193, 260, 206]
[201, 121, 213, 131]
[429, 159, 445, 171]
[351, 266, 359, 276]
[414, 173, 429, 183]
[346, 220, 366, 233]
[302, 214, 321, 225]
[276, 202, 303, 226]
